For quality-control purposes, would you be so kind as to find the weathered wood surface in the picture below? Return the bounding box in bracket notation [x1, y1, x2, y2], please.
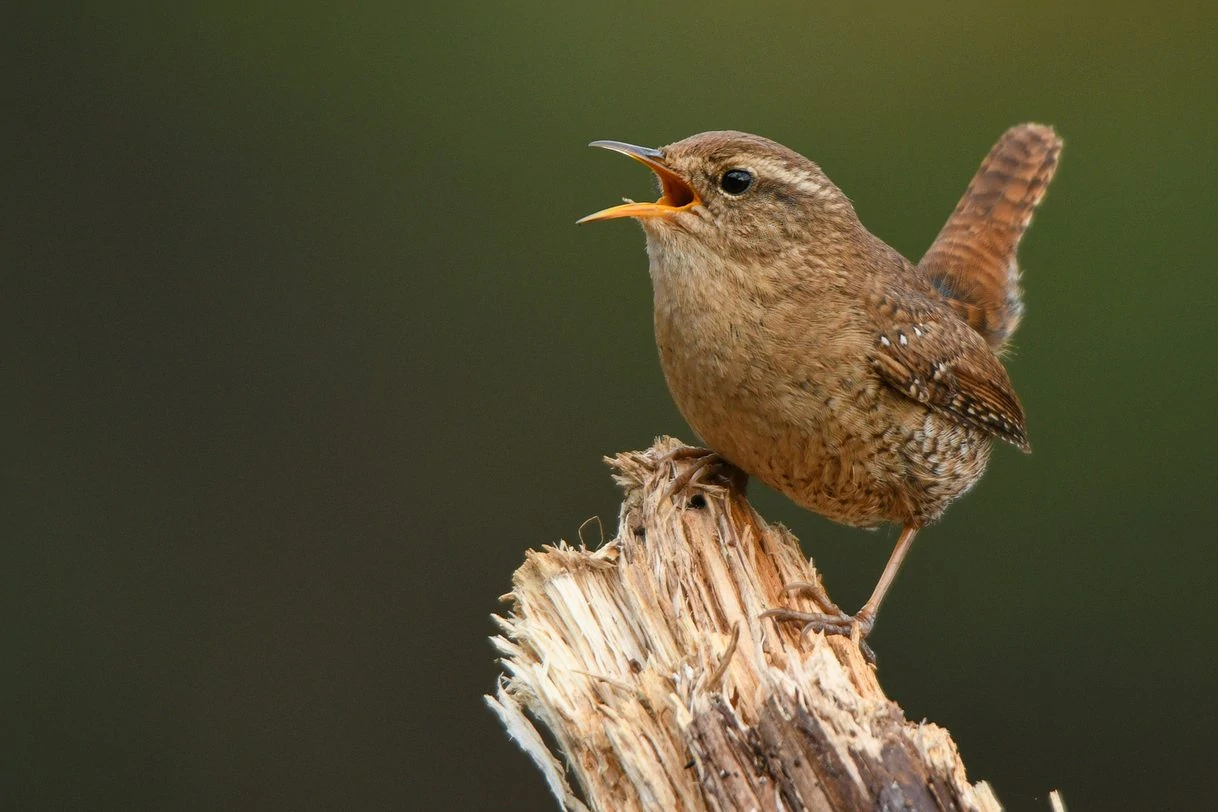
[487, 437, 1013, 811]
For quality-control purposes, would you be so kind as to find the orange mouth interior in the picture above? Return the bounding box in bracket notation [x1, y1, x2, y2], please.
[654, 165, 697, 209]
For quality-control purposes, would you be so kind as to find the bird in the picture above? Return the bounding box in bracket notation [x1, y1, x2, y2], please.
[578, 124, 1061, 645]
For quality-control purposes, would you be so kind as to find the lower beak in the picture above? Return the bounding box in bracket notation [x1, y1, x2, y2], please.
[577, 141, 700, 224]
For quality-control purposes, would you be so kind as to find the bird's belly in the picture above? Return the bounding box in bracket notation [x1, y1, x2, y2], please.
[657, 325, 990, 527]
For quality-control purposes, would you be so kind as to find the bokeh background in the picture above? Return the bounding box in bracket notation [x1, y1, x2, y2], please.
[8, 2, 1217, 809]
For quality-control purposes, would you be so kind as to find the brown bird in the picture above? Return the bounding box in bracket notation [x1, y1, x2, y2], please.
[579, 124, 1061, 643]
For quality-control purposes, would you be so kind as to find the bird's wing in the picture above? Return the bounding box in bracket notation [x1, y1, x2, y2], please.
[918, 123, 1062, 353]
[866, 297, 1029, 450]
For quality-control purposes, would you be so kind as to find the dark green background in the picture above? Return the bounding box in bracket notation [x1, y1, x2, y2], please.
[8, 2, 1216, 809]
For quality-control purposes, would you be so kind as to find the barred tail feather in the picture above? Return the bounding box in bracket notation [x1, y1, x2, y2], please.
[919, 123, 1062, 352]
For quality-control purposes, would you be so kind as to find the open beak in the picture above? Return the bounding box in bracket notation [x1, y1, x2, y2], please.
[577, 141, 700, 224]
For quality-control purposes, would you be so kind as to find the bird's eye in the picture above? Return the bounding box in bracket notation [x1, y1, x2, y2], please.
[719, 169, 754, 195]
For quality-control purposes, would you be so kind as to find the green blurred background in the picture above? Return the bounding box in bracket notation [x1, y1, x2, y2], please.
[7, 2, 1217, 809]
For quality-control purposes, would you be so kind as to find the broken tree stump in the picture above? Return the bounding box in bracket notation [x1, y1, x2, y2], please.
[487, 437, 1009, 811]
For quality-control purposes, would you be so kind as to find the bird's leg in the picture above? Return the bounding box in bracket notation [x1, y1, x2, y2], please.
[763, 525, 920, 662]
[661, 446, 748, 502]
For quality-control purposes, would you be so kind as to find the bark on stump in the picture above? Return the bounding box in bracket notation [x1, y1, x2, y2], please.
[488, 437, 1019, 811]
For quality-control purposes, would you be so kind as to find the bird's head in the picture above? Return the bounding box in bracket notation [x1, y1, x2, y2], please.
[579, 130, 860, 267]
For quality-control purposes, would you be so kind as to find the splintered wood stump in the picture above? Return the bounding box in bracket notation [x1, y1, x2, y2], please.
[487, 437, 1005, 812]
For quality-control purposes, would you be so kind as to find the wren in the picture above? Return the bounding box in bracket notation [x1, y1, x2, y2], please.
[579, 124, 1061, 643]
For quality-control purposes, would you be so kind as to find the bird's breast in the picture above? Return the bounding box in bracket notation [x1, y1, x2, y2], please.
[649, 270, 987, 528]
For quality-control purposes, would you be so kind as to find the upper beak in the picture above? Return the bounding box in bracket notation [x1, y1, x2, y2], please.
[577, 140, 700, 224]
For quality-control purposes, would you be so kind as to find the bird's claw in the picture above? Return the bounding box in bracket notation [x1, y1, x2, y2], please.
[661, 447, 743, 504]
[781, 579, 843, 616]
[761, 605, 878, 664]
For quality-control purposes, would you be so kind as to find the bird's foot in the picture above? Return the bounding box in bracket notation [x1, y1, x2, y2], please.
[762, 589, 877, 664]
[660, 446, 747, 504]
